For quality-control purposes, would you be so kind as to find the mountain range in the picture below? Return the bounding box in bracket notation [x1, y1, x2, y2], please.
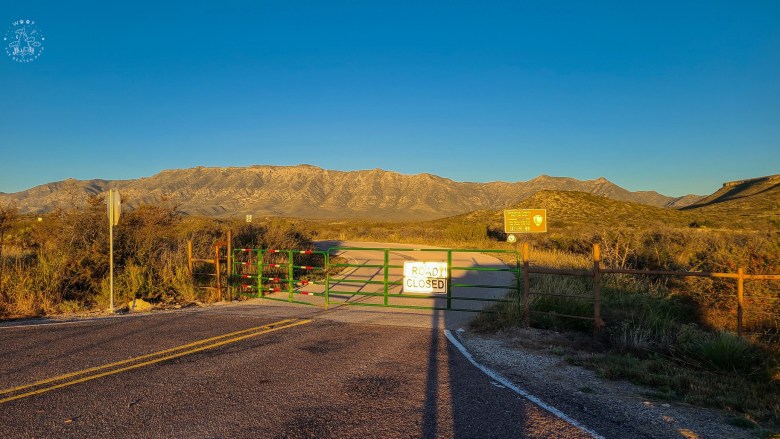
[0, 165, 711, 220]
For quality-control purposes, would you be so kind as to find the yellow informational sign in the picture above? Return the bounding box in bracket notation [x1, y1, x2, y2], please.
[504, 209, 547, 233]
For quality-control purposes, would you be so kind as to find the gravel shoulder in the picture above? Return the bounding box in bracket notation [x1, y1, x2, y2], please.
[457, 327, 761, 439]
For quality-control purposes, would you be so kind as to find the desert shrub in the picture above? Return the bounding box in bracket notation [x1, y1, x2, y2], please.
[0, 204, 19, 297]
[231, 223, 268, 249]
[446, 223, 486, 242]
[0, 198, 317, 317]
[674, 324, 769, 374]
[260, 220, 314, 249]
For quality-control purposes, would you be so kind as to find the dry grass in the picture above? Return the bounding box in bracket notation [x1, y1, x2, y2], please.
[529, 249, 590, 269]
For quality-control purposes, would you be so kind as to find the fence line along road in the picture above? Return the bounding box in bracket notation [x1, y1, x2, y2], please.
[522, 242, 780, 338]
[188, 237, 780, 338]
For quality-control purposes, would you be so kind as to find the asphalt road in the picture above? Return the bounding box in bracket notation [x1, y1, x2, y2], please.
[0, 242, 597, 438]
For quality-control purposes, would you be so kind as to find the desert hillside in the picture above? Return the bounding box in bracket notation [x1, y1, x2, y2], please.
[412, 178, 780, 234]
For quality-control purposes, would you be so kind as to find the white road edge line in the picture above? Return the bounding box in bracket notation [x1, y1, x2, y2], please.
[0, 314, 150, 330]
[0, 308, 203, 330]
[444, 329, 605, 439]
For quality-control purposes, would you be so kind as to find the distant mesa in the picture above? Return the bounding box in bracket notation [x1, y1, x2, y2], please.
[681, 174, 780, 213]
[0, 165, 713, 221]
[722, 174, 780, 188]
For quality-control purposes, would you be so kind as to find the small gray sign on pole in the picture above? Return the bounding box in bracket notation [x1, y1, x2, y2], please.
[108, 189, 121, 226]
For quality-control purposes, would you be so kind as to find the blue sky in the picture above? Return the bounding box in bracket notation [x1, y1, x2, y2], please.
[1, 1, 778, 197]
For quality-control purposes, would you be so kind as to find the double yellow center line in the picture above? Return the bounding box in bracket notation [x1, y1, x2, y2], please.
[0, 318, 311, 404]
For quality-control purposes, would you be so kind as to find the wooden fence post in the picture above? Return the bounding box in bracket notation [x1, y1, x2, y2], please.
[187, 240, 193, 274]
[523, 242, 530, 327]
[226, 229, 232, 302]
[593, 243, 604, 337]
[737, 267, 744, 337]
[215, 244, 222, 301]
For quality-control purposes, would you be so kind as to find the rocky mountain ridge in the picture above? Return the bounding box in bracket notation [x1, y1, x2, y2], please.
[0, 165, 704, 220]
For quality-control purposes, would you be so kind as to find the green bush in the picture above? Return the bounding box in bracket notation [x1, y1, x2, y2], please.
[675, 325, 767, 374]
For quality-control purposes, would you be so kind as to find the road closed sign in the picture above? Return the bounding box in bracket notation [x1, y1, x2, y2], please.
[403, 261, 448, 294]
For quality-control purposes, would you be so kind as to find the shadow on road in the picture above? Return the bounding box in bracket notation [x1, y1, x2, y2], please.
[320, 241, 557, 438]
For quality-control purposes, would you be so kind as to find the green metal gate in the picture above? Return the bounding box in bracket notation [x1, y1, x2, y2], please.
[231, 246, 520, 312]
[232, 248, 330, 306]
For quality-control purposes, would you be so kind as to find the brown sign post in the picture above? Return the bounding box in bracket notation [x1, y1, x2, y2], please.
[504, 209, 547, 328]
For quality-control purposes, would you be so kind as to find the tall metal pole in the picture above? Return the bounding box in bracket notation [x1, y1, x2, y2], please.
[226, 229, 232, 302]
[109, 191, 115, 313]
